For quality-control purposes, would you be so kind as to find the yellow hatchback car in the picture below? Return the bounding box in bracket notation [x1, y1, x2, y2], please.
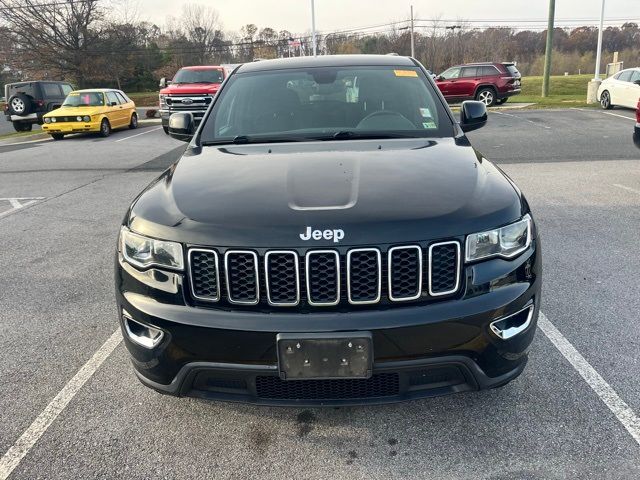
[42, 89, 138, 140]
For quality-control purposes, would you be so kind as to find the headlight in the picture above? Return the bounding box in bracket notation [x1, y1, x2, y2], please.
[465, 214, 532, 262]
[44, 117, 51, 123]
[51, 117, 57, 123]
[76, 116, 83, 122]
[120, 227, 184, 270]
[83, 115, 91, 122]
[159, 94, 167, 107]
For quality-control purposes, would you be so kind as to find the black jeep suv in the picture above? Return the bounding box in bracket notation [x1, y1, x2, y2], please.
[115, 55, 541, 406]
[4, 81, 73, 132]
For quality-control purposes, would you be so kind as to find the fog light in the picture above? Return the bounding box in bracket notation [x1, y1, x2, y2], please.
[122, 310, 164, 348]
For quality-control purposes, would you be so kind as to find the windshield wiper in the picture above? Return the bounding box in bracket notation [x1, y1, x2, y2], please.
[201, 135, 309, 146]
[328, 131, 420, 140]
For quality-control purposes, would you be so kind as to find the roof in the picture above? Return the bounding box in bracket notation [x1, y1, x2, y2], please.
[71, 88, 120, 93]
[237, 54, 416, 73]
[179, 65, 224, 70]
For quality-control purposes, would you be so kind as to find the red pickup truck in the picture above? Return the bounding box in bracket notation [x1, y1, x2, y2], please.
[159, 66, 231, 134]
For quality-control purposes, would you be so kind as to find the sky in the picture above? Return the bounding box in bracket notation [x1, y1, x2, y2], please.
[134, 0, 640, 34]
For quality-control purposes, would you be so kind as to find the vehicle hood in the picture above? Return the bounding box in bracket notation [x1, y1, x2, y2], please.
[160, 84, 221, 95]
[43, 106, 106, 117]
[128, 138, 526, 247]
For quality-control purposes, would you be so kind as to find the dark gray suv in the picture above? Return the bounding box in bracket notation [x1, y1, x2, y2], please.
[3, 81, 73, 132]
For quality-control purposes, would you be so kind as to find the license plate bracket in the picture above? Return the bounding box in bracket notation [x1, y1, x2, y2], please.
[277, 332, 373, 380]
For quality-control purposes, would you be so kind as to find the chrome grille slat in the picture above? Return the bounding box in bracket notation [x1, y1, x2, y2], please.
[305, 250, 340, 306]
[265, 251, 300, 306]
[347, 248, 382, 304]
[224, 250, 259, 305]
[428, 241, 461, 296]
[388, 245, 423, 302]
[188, 249, 220, 302]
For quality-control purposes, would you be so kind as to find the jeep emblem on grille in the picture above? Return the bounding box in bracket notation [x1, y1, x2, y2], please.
[300, 226, 345, 243]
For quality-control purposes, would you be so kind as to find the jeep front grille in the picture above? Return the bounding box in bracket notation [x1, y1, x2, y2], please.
[188, 243, 461, 309]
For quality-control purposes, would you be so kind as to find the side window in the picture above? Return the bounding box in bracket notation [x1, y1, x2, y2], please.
[61, 84, 73, 95]
[461, 67, 477, 78]
[618, 71, 633, 82]
[42, 83, 62, 97]
[629, 70, 640, 84]
[115, 92, 128, 104]
[441, 67, 461, 80]
[106, 91, 120, 105]
[481, 66, 499, 76]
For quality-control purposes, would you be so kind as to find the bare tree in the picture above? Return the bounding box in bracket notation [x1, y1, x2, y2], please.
[181, 4, 222, 64]
[0, 0, 103, 86]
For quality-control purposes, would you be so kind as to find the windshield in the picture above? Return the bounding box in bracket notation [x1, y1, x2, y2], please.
[63, 92, 105, 107]
[200, 65, 452, 144]
[173, 68, 224, 84]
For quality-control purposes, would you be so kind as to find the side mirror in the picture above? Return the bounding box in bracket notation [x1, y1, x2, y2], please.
[110, 102, 117, 106]
[634, 79, 640, 86]
[159, 77, 166, 88]
[436, 75, 444, 81]
[460, 100, 488, 133]
[168, 112, 195, 142]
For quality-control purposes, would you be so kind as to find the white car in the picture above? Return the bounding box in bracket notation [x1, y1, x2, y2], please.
[598, 67, 640, 110]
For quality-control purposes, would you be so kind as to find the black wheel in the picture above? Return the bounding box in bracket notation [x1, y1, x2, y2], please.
[129, 113, 138, 129]
[476, 87, 497, 107]
[13, 122, 33, 132]
[99, 118, 111, 137]
[51, 133, 65, 141]
[162, 125, 169, 134]
[600, 90, 613, 110]
[7, 93, 32, 115]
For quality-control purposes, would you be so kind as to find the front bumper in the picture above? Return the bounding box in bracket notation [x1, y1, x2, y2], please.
[42, 120, 101, 134]
[115, 238, 541, 406]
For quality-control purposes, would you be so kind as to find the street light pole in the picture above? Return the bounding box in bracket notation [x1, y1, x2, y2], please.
[594, 0, 606, 79]
[410, 5, 415, 58]
[542, 0, 555, 97]
[311, 0, 317, 56]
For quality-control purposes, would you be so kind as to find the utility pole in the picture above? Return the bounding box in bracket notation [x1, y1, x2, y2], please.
[587, 0, 606, 103]
[542, 0, 555, 97]
[594, 0, 605, 79]
[410, 5, 415, 58]
[311, 0, 317, 56]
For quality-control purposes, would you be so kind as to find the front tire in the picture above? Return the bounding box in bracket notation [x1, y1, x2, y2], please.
[476, 88, 497, 107]
[600, 90, 613, 110]
[162, 125, 169, 134]
[129, 113, 138, 129]
[99, 118, 111, 137]
[51, 133, 65, 141]
[13, 122, 33, 132]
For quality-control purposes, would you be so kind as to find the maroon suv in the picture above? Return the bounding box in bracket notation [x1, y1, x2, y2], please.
[435, 62, 521, 106]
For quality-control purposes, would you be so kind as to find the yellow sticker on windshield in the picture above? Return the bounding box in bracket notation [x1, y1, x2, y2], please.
[394, 70, 418, 77]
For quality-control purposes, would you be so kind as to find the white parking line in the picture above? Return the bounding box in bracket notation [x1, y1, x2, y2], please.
[601, 111, 635, 121]
[613, 184, 640, 195]
[0, 197, 46, 219]
[492, 111, 552, 129]
[538, 313, 640, 446]
[0, 329, 122, 480]
[114, 126, 162, 143]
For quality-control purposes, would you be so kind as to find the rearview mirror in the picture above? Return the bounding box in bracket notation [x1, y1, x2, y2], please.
[168, 112, 195, 142]
[460, 100, 488, 133]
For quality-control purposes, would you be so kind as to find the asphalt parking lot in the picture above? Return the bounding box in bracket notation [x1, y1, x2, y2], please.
[0, 108, 639, 479]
